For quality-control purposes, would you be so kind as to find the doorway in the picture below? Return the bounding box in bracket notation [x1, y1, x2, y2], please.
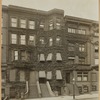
[66, 73, 70, 83]
[39, 78, 46, 83]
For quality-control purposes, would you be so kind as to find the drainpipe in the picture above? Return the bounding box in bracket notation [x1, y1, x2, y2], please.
[25, 81, 29, 95]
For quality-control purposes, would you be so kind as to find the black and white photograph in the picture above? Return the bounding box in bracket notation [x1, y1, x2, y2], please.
[1, 0, 99, 100]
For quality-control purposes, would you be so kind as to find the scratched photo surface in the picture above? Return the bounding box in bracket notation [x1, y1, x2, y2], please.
[2, 0, 99, 100]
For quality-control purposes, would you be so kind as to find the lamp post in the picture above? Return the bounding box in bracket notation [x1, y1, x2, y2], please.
[72, 77, 75, 99]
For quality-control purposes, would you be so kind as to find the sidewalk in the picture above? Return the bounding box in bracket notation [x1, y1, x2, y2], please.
[25, 91, 98, 100]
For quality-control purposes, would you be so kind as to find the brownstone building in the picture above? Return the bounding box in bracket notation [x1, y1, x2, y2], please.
[2, 5, 99, 99]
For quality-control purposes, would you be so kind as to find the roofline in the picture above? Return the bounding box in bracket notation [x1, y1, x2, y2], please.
[2, 5, 8, 11]
[8, 5, 64, 15]
[64, 15, 98, 24]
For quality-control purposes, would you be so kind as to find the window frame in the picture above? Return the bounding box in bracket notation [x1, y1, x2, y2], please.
[28, 20, 35, 29]
[68, 27, 76, 33]
[28, 35, 35, 46]
[49, 37, 53, 46]
[11, 17, 17, 27]
[11, 34, 17, 44]
[40, 37, 45, 45]
[20, 19, 26, 28]
[20, 35, 26, 45]
[56, 36, 61, 46]
[77, 72, 88, 82]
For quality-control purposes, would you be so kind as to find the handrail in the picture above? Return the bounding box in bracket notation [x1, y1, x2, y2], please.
[46, 81, 55, 96]
[3, 96, 8, 100]
[25, 81, 29, 95]
[37, 81, 42, 97]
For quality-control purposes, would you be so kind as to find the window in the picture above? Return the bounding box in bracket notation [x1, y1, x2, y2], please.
[94, 32, 99, 36]
[38, 53, 45, 62]
[40, 37, 45, 45]
[9, 69, 16, 81]
[29, 20, 35, 29]
[21, 51, 31, 61]
[95, 58, 98, 65]
[92, 85, 97, 91]
[47, 71, 52, 80]
[49, 20, 53, 30]
[56, 53, 62, 61]
[83, 85, 88, 93]
[40, 21, 45, 29]
[68, 28, 76, 33]
[11, 50, 18, 61]
[68, 43, 75, 51]
[27, 52, 31, 61]
[56, 36, 61, 45]
[79, 57, 85, 64]
[78, 86, 82, 94]
[46, 53, 53, 61]
[56, 19, 61, 30]
[11, 17, 17, 27]
[77, 72, 88, 81]
[79, 44, 85, 52]
[83, 72, 88, 81]
[10, 87, 16, 98]
[20, 35, 26, 45]
[94, 46, 99, 52]
[78, 29, 86, 35]
[28, 35, 35, 46]
[20, 19, 26, 28]
[21, 50, 26, 61]
[19, 71, 25, 81]
[2, 71, 6, 83]
[81, 30, 86, 35]
[49, 37, 53, 46]
[91, 73, 97, 81]
[11, 34, 17, 44]
[2, 89, 5, 98]
[14, 51, 18, 60]
[56, 23, 61, 29]
[77, 72, 82, 81]
[68, 57, 75, 64]
[56, 70, 62, 80]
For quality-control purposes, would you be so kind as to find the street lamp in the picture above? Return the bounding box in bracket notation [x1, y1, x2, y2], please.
[72, 78, 75, 99]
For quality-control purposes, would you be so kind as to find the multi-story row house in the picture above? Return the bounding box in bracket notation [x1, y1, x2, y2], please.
[2, 5, 99, 99]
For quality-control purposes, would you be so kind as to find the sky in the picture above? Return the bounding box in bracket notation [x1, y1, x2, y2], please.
[2, 0, 99, 21]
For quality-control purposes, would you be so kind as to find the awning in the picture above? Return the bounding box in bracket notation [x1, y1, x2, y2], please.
[47, 53, 53, 61]
[56, 53, 62, 61]
[39, 71, 46, 78]
[40, 54, 45, 61]
[47, 71, 52, 80]
[56, 70, 62, 80]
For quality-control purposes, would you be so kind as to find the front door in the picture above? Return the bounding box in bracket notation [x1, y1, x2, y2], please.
[66, 73, 70, 83]
[39, 78, 46, 83]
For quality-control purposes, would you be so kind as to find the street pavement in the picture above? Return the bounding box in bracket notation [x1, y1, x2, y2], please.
[25, 91, 98, 100]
